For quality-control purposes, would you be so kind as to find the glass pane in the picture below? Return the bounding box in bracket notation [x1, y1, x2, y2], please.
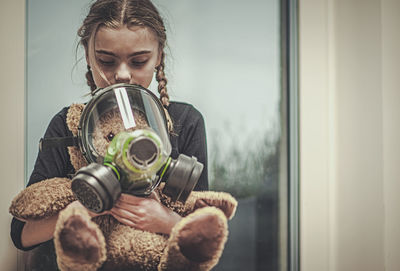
[26, 0, 89, 179]
[151, 1, 287, 270]
[26, 0, 290, 270]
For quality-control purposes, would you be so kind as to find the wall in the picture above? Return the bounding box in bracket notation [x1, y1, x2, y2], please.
[299, 0, 400, 270]
[0, 0, 25, 270]
[382, 1, 400, 269]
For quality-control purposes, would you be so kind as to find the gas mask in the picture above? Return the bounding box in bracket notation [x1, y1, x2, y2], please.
[40, 83, 203, 213]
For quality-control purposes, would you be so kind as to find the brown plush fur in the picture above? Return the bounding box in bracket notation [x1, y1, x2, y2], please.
[9, 103, 238, 271]
[159, 207, 228, 271]
[9, 177, 75, 220]
[54, 205, 107, 271]
[67, 104, 88, 170]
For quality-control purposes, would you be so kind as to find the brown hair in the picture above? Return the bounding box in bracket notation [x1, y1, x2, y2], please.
[78, 0, 172, 130]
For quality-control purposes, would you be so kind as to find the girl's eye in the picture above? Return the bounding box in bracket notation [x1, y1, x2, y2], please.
[105, 132, 115, 142]
[131, 59, 148, 66]
[98, 58, 115, 66]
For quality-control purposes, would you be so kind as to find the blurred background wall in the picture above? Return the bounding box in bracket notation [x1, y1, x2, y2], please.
[300, 0, 400, 270]
[0, 0, 25, 270]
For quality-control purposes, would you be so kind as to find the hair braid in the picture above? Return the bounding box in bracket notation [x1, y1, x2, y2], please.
[85, 65, 97, 93]
[155, 52, 174, 132]
[156, 52, 169, 107]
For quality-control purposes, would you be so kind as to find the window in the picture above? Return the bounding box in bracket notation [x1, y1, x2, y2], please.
[26, 0, 298, 270]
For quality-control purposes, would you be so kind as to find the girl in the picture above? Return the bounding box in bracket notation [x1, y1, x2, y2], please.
[11, 0, 208, 268]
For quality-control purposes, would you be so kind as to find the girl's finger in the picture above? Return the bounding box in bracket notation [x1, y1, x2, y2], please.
[111, 212, 135, 228]
[118, 193, 143, 204]
[110, 207, 139, 221]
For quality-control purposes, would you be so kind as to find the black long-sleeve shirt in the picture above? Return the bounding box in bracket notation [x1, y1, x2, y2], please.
[11, 101, 208, 251]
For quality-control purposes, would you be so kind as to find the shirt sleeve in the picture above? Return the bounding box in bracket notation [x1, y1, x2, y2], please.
[169, 103, 209, 191]
[28, 108, 74, 186]
[10, 107, 73, 251]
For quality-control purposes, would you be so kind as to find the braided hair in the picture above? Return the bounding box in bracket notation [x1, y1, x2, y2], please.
[155, 51, 169, 107]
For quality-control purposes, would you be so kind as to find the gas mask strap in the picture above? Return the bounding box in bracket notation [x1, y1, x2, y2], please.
[39, 136, 79, 152]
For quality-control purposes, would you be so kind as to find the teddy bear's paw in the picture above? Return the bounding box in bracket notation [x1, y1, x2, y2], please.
[58, 214, 103, 264]
[54, 206, 107, 271]
[177, 207, 228, 263]
[193, 192, 238, 220]
[9, 177, 75, 220]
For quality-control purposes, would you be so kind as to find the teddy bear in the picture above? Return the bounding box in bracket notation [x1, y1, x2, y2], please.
[9, 103, 237, 271]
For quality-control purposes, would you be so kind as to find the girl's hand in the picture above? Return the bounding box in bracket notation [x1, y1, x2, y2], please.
[110, 192, 181, 234]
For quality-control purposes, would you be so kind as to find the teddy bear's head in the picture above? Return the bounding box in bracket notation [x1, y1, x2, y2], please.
[91, 107, 149, 158]
[66, 104, 149, 172]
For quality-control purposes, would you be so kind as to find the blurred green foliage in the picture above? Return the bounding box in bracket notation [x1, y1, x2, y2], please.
[209, 129, 280, 199]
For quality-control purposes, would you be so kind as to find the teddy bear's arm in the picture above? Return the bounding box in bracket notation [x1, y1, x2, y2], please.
[187, 191, 238, 220]
[158, 185, 238, 220]
[9, 177, 76, 220]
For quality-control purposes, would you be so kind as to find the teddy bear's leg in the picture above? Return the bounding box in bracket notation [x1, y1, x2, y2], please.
[54, 205, 107, 271]
[158, 206, 228, 271]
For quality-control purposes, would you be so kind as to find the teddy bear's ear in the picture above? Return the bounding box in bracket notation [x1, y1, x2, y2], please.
[66, 104, 88, 171]
[66, 104, 85, 136]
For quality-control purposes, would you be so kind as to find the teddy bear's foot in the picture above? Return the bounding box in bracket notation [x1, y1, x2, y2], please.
[59, 214, 102, 263]
[54, 204, 107, 271]
[178, 209, 226, 262]
[158, 206, 228, 271]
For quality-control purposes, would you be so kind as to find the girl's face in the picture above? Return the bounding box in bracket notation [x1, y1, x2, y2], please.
[87, 25, 161, 88]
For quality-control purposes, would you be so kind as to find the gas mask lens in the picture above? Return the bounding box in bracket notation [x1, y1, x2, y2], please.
[79, 84, 171, 164]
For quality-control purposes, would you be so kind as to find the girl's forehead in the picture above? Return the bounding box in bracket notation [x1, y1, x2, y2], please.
[94, 25, 159, 51]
